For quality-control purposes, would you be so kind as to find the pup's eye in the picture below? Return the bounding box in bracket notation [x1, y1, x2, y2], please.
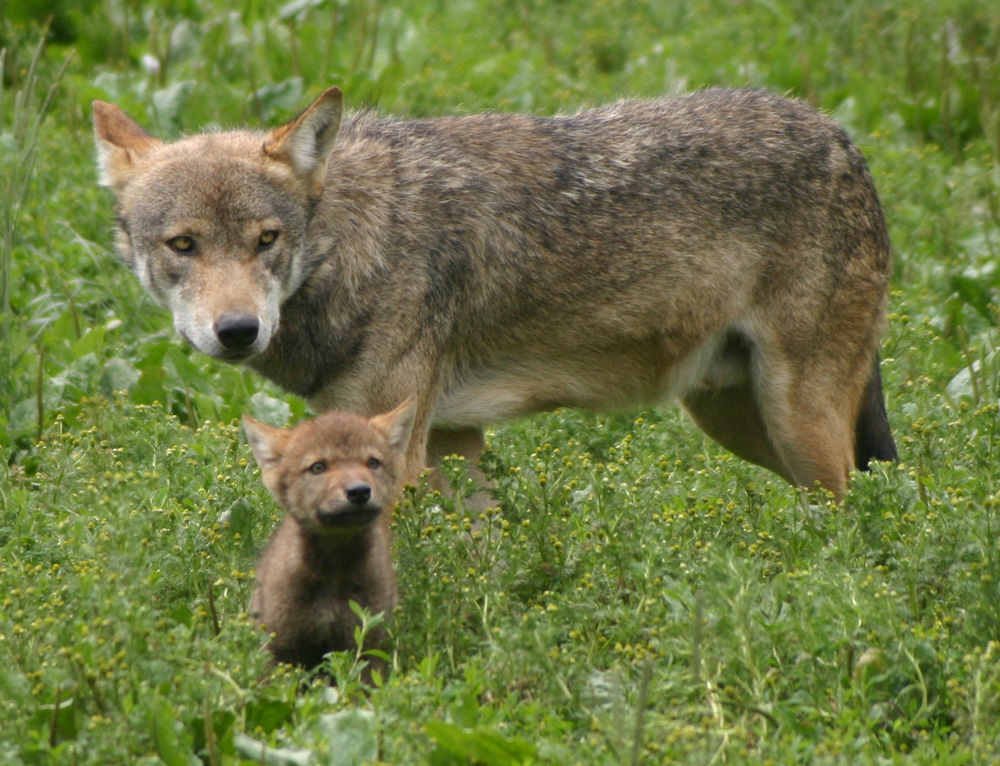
[258, 230, 279, 249]
[308, 461, 327, 475]
[367, 457, 381, 470]
[167, 235, 195, 254]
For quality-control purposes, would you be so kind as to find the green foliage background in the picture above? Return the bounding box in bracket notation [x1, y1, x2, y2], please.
[2, 0, 1000, 763]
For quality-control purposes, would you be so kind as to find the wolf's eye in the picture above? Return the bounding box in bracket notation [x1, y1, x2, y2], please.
[167, 235, 195, 254]
[367, 457, 381, 470]
[258, 230, 279, 250]
[308, 461, 327, 475]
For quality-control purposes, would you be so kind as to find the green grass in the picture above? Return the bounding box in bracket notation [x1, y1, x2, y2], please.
[2, 1, 1000, 763]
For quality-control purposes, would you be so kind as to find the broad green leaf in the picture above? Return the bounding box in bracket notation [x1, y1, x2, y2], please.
[425, 721, 541, 765]
[99, 356, 141, 395]
[148, 696, 199, 766]
[249, 391, 293, 427]
[152, 81, 195, 129]
[233, 732, 313, 766]
[310, 709, 377, 766]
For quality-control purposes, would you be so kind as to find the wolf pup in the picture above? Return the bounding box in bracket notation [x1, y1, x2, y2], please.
[94, 87, 896, 500]
[242, 398, 416, 672]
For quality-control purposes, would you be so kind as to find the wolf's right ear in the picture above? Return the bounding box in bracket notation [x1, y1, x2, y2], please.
[92, 101, 162, 192]
[263, 86, 343, 194]
[242, 415, 288, 468]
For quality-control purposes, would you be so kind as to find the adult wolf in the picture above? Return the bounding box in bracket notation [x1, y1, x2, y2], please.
[93, 87, 897, 499]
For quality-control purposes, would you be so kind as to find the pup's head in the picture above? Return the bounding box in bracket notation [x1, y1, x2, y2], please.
[92, 88, 343, 361]
[242, 398, 416, 534]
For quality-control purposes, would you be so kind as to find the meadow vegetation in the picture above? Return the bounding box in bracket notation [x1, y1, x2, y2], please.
[2, 0, 1000, 763]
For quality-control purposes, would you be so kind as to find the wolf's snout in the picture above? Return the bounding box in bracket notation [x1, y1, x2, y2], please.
[345, 483, 372, 505]
[215, 312, 260, 350]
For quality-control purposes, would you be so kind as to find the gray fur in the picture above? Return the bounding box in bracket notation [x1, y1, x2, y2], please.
[95, 87, 897, 499]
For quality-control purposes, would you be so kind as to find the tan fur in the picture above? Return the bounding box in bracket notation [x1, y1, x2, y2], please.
[95, 87, 897, 500]
[242, 398, 416, 672]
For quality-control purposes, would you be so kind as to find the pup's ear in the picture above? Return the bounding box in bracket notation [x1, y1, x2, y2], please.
[242, 415, 289, 468]
[263, 86, 343, 194]
[370, 396, 418, 453]
[92, 101, 162, 191]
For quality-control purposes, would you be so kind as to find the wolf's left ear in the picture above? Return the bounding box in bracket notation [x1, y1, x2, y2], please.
[371, 397, 418, 452]
[263, 86, 343, 194]
[92, 101, 162, 192]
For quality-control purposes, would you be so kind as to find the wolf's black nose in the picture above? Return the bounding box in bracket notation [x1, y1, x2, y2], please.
[216, 313, 259, 349]
[345, 483, 372, 505]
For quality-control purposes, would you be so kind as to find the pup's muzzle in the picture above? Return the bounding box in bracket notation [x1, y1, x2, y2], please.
[316, 483, 381, 528]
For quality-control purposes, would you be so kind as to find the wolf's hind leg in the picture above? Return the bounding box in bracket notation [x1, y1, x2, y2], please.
[752, 350, 863, 500]
[681, 380, 795, 485]
[682, 333, 864, 500]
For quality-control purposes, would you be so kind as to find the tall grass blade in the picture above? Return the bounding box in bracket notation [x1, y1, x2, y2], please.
[0, 35, 71, 422]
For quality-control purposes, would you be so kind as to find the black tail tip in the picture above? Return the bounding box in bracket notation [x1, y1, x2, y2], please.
[854, 355, 898, 471]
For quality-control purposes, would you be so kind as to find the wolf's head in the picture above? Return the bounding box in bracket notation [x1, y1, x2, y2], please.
[242, 398, 416, 536]
[93, 88, 343, 360]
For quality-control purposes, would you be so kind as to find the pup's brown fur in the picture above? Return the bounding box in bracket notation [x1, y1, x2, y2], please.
[243, 398, 415, 671]
[95, 87, 897, 499]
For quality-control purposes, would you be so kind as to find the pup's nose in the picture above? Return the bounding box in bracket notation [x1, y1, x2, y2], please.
[345, 483, 372, 505]
[215, 313, 259, 349]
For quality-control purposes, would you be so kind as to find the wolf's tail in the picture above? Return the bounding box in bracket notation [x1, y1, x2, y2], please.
[854, 354, 898, 470]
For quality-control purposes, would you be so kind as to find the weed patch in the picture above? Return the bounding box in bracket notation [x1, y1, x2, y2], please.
[3, 1, 1000, 763]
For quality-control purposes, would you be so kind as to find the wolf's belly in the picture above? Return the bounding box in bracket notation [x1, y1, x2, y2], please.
[431, 328, 749, 428]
